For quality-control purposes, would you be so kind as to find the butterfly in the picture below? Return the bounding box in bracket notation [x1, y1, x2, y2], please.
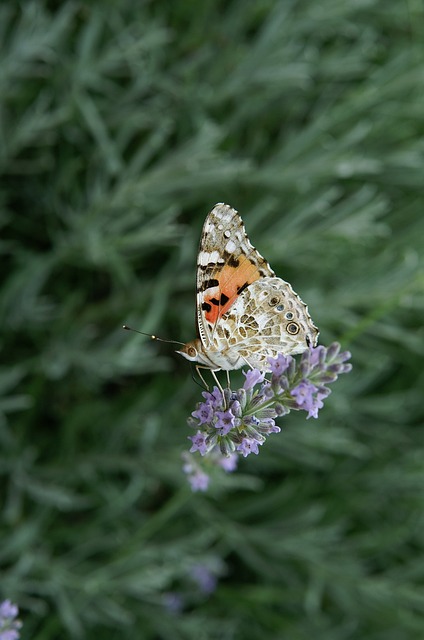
[177, 203, 319, 379]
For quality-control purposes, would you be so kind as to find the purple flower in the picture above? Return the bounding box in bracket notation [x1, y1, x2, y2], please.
[268, 353, 292, 376]
[229, 399, 242, 418]
[262, 382, 274, 398]
[202, 386, 224, 409]
[291, 380, 318, 408]
[0, 600, 22, 640]
[301, 343, 352, 379]
[307, 344, 327, 368]
[305, 398, 324, 419]
[243, 368, 265, 390]
[291, 380, 327, 419]
[190, 565, 217, 595]
[0, 604, 18, 621]
[215, 408, 236, 435]
[182, 453, 210, 492]
[216, 453, 238, 472]
[185, 342, 352, 490]
[192, 403, 214, 425]
[0, 629, 20, 640]
[237, 438, 261, 457]
[267, 423, 281, 433]
[188, 431, 209, 455]
[256, 417, 279, 433]
[187, 469, 210, 492]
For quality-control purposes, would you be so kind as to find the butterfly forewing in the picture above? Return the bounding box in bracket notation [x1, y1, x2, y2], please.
[196, 203, 275, 349]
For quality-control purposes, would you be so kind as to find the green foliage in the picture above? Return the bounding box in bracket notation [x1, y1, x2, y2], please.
[1, 0, 423, 638]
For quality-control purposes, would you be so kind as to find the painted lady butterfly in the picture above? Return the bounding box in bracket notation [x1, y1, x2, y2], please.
[177, 203, 319, 374]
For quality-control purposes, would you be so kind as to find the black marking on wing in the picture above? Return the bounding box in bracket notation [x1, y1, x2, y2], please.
[199, 261, 225, 271]
[237, 281, 249, 295]
[228, 255, 240, 268]
[209, 293, 230, 307]
[198, 278, 219, 292]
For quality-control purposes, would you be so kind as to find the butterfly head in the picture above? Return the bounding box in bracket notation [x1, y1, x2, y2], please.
[177, 339, 216, 368]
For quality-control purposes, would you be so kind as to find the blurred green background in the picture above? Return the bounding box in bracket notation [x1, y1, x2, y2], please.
[1, 1, 424, 638]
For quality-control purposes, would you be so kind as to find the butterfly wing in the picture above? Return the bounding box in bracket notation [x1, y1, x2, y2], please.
[196, 203, 275, 349]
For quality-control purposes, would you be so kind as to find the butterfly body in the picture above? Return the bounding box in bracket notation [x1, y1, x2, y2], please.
[177, 203, 319, 373]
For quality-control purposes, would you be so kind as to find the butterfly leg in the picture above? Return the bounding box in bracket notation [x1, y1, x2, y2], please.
[195, 366, 226, 405]
[211, 369, 225, 398]
[195, 365, 210, 390]
[226, 370, 231, 389]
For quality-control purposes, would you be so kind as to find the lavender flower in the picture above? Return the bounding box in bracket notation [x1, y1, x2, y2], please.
[192, 403, 214, 425]
[291, 380, 321, 419]
[237, 437, 261, 457]
[0, 601, 22, 640]
[189, 564, 218, 595]
[183, 455, 210, 492]
[182, 447, 238, 490]
[217, 452, 238, 472]
[243, 369, 265, 390]
[184, 343, 352, 490]
[268, 352, 292, 377]
[215, 408, 236, 435]
[188, 430, 209, 455]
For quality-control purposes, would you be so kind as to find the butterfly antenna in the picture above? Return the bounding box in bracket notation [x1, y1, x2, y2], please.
[191, 367, 207, 390]
[122, 325, 185, 347]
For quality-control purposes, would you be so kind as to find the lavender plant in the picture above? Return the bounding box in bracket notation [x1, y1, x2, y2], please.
[184, 343, 352, 491]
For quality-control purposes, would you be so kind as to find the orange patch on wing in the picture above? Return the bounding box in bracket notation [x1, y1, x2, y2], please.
[203, 260, 261, 324]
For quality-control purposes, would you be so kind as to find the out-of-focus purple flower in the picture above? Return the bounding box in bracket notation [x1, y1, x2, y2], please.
[188, 469, 210, 492]
[182, 453, 210, 492]
[217, 453, 238, 472]
[0, 600, 22, 640]
[190, 565, 217, 595]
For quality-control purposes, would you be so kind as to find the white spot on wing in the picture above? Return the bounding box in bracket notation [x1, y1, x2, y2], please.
[199, 250, 220, 265]
[225, 239, 237, 253]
